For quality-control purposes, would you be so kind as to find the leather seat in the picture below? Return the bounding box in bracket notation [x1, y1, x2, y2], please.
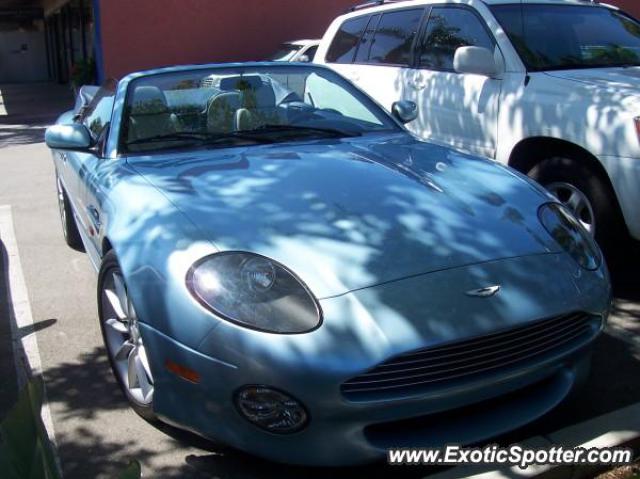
[240, 83, 279, 129]
[128, 86, 178, 141]
[206, 91, 243, 134]
[218, 76, 281, 130]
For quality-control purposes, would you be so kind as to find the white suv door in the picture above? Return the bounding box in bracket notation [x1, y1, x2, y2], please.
[411, 6, 502, 158]
[322, 8, 427, 124]
[321, 5, 502, 159]
[322, 15, 372, 84]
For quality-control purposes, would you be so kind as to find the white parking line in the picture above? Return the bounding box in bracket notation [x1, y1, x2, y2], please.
[0, 89, 6, 116]
[0, 204, 61, 471]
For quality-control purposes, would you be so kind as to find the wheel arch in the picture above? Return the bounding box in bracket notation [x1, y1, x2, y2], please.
[508, 136, 630, 240]
[102, 237, 113, 257]
[508, 137, 621, 202]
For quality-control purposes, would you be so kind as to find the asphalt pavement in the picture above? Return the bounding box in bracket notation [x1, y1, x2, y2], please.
[0, 83, 638, 479]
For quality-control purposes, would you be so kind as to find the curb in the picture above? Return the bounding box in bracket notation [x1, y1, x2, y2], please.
[0, 204, 63, 476]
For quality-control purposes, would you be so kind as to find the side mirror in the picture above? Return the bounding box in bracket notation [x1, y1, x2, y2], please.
[392, 100, 418, 124]
[45, 124, 93, 150]
[297, 54, 311, 63]
[453, 46, 499, 78]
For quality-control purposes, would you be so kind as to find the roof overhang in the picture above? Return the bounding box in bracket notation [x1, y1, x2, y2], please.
[0, 0, 43, 20]
[0, 0, 73, 19]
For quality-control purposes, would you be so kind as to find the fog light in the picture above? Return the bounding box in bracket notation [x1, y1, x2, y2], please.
[235, 386, 308, 434]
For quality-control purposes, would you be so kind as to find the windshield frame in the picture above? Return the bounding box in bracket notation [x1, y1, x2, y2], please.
[490, 4, 640, 72]
[115, 63, 402, 156]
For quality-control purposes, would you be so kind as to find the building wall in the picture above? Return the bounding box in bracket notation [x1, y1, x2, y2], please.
[98, 0, 357, 79]
[609, 0, 640, 18]
[97, 0, 640, 80]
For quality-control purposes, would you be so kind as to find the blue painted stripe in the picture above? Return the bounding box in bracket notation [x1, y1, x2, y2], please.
[92, 0, 105, 83]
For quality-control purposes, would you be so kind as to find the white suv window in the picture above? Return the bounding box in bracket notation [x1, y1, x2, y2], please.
[354, 14, 381, 63]
[368, 8, 424, 66]
[492, 4, 640, 71]
[418, 7, 495, 72]
[326, 16, 370, 64]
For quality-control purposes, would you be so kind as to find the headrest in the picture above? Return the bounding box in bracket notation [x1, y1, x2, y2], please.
[208, 91, 242, 109]
[219, 75, 264, 92]
[243, 84, 276, 109]
[130, 86, 169, 115]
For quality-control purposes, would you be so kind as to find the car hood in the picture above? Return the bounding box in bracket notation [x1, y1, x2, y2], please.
[545, 67, 640, 98]
[127, 134, 556, 298]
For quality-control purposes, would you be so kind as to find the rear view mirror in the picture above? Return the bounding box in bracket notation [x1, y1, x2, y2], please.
[392, 100, 418, 124]
[297, 54, 311, 63]
[454, 46, 499, 78]
[45, 124, 93, 150]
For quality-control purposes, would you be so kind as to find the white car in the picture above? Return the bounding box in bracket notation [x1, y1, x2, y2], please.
[316, 0, 640, 251]
[267, 39, 320, 63]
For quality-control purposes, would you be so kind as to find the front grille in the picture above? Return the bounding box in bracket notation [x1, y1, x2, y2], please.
[342, 312, 599, 401]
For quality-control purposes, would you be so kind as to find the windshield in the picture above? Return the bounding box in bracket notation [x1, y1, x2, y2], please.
[268, 44, 302, 61]
[491, 5, 640, 71]
[121, 65, 398, 154]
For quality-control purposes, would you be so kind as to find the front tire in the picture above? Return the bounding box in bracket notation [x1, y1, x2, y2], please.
[55, 173, 84, 252]
[528, 156, 626, 255]
[98, 251, 156, 421]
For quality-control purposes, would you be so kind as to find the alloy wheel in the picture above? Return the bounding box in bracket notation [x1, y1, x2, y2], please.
[101, 271, 154, 405]
[56, 176, 67, 237]
[546, 182, 596, 235]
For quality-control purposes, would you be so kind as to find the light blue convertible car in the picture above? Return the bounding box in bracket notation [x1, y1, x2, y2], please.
[45, 63, 611, 465]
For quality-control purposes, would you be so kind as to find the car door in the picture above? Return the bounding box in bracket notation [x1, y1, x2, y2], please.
[81, 151, 113, 264]
[410, 6, 502, 158]
[348, 8, 427, 112]
[324, 9, 427, 113]
[323, 14, 372, 85]
[70, 80, 116, 253]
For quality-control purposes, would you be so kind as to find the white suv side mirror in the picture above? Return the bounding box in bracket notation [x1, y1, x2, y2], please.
[454, 46, 499, 78]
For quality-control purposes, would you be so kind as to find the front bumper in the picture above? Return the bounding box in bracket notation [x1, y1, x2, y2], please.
[140, 323, 595, 465]
[137, 253, 610, 465]
[600, 155, 640, 240]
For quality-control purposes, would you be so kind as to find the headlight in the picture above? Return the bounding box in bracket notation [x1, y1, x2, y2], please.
[186, 252, 322, 333]
[538, 203, 602, 271]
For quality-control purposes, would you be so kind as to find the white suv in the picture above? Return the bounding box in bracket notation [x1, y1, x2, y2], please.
[316, 0, 640, 251]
